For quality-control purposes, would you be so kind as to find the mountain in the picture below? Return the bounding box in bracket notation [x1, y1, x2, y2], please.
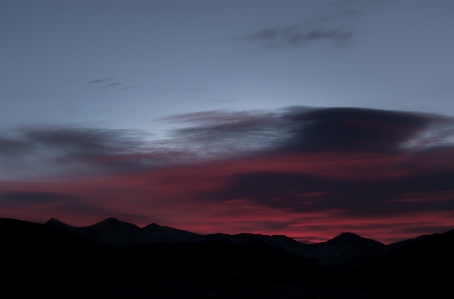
[45, 217, 201, 246]
[43, 217, 451, 270]
[1, 218, 326, 299]
[351, 229, 454, 297]
[141, 222, 202, 243]
[2, 217, 453, 298]
[301, 232, 385, 268]
[203, 232, 311, 256]
[44, 218, 311, 254]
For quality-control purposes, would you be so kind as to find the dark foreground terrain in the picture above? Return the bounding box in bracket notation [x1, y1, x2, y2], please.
[1, 218, 453, 298]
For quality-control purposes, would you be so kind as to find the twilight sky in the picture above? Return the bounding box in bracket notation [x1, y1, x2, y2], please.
[1, 0, 454, 244]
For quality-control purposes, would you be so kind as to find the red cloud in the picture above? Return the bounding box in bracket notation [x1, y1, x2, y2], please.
[2, 147, 454, 244]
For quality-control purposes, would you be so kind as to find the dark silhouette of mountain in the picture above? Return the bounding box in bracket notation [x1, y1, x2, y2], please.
[45, 217, 201, 246]
[301, 232, 385, 268]
[2, 217, 453, 298]
[42, 217, 453, 271]
[203, 232, 312, 257]
[1, 218, 327, 299]
[350, 229, 454, 297]
[141, 222, 202, 243]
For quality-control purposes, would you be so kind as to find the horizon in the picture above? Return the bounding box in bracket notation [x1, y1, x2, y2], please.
[4, 215, 453, 245]
[1, 1, 454, 245]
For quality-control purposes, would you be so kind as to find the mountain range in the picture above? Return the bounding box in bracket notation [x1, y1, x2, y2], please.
[44, 217, 387, 269]
[1, 217, 453, 298]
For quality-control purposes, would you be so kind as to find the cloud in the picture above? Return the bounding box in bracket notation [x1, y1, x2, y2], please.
[165, 107, 453, 155]
[201, 168, 454, 216]
[105, 82, 123, 88]
[0, 188, 152, 225]
[307, 29, 351, 41]
[0, 137, 34, 157]
[1, 107, 454, 243]
[165, 110, 289, 156]
[1, 107, 452, 180]
[278, 108, 437, 153]
[164, 110, 275, 124]
[0, 191, 73, 205]
[162, 107, 454, 241]
[86, 78, 116, 84]
[86, 78, 127, 89]
[0, 127, 194, 179]
[237, 7, 358, 49]
[240, 27, 352, 48]
[23, 128, 140, 157]
[120, 86, 134, 91]
[165, 108, 454, 218]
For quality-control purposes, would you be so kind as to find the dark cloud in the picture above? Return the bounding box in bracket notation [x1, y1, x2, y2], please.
[279, 108, 436, 153]
[0, 137, 34, 156]
[1, 107, 453, 179]
[0, 191, 72, 205]
[202, 169, 454, 217]
[167, 107, 453, 155]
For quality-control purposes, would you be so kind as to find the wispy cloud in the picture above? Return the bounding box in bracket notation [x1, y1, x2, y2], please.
[163, 110, 289, 157]
[237, 6, 357, 49]
[86, 78, 116, 84]
[0, 127, 192, 179]
[240, 27, 352, 48]
[105, 82, 123, 88]
[86, 78, 130, 90]
[120, 86, 134, 91]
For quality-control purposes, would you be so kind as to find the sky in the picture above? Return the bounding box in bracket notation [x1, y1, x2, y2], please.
[1, 0, 454, 244]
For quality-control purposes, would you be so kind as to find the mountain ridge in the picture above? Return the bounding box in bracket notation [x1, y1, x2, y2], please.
[41, 217, 452, 269]
[1, 217, 453, 299]
[42, 217, 382, 245]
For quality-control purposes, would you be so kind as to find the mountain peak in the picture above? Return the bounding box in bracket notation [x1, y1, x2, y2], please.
[329, 232, 384, 246]
[92, 218, 139, 230]
[145, 222, 160, 228]
[99, 217, 122, 224]
[44, 218, 77, 234]
[45, 218, 63, 225]
[45, 218, 73, 228]
[334, 232, 362, 240]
